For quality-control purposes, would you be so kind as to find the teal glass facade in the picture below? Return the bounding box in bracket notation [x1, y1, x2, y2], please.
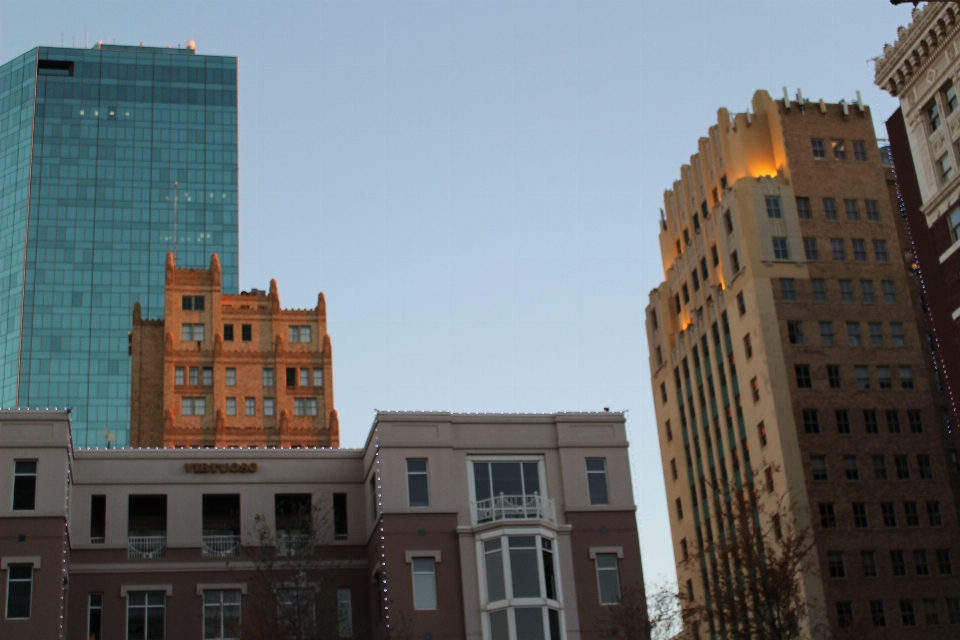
[0, 45, 239, 446]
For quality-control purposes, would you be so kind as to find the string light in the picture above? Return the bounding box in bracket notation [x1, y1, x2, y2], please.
[373, 420, 393, 630]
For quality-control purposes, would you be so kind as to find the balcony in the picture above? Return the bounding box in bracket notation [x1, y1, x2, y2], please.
[277, 533, 313, 556]
[128, 535, 166, 559]
[202, 535, 240, 558]
[472, 494, 556, 526]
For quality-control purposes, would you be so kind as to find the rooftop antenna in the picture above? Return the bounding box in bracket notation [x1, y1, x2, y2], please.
[173, 181, 178, 263]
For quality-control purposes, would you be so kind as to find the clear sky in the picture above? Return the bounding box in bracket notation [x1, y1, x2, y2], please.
[1, 0, 918, 592]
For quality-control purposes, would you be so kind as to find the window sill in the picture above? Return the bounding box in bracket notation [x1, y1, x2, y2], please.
[939, 237, 960, 264]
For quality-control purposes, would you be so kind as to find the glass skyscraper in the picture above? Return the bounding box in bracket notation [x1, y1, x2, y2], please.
[0, 44, 239, 446]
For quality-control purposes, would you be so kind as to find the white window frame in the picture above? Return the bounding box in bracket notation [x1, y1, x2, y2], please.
[125, 590, 166, 640]
[591, 549, 623, 605]
[264, 398, 275, 417]
[411, 557, 438, 610]
[337, 588, 353, 637]
[468, 456, 548, 505]
[88, 592, 103, 639]
[182, 323, 204, 341]
[225, 368, 236, 386]
[475, 526, 564, 640]
[5, 563, 33, 620]
[289, 326, 311, 343]
[225, 398, 237, 416]
[202, 588, 241, 640]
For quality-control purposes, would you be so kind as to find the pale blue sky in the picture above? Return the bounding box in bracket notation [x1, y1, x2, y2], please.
[1, 0, 916, 591]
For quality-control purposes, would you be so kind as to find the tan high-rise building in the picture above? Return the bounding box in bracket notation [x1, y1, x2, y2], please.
[646, 90, 960, 636]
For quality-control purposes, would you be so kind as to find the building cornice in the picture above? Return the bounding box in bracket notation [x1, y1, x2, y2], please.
[875, 4, 960, 97]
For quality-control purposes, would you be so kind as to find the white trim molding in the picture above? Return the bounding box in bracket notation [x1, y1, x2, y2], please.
[939, 238, 960, 264]
[120, 584, 173, 597]
[405, 550, 441, 564]
[196, 583, 247, 596]
[589, 546, 624, 560]
[952, 306, 960, 321]
[1, 556, 40, 570]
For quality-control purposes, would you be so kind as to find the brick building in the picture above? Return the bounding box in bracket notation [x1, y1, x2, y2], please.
[646, 89, 960, 635]
[875, 3, 960, 454]
[0, 409, 644, 640]
[130, 253, 337, 449]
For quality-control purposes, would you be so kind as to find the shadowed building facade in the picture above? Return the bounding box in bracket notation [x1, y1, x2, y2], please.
[646, 90, 960, 636]
[130, 253, 336, 449]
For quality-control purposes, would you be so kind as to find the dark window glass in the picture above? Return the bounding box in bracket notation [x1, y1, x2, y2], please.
[241, 324, 252, 341]
[333, 493, 348, 540]
[586, 459, 609, 505]
[407, 460, 429, 507]
[223, 324, 234, 341]
[5, 564, 31, 619]
[91, 495, 106, 541]
[12, 460, 37, 511]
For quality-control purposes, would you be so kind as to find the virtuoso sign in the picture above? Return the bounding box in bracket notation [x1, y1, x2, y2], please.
[184, 462, 258, 474]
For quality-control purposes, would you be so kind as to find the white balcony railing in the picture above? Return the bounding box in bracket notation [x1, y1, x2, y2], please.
[128, 535, 166, 559]
[202, 535, 240, 558]
[277, 533, 313, 556]
[472, 494, 556, 525]
[90, 536, 105, 545]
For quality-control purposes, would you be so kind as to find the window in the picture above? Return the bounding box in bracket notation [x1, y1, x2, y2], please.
[913, 550, 929, 577]
[757, 421, 767, 446]
[175, 367, 185, 385]
[839, 280, 854, 303]
[182, 323, 204, 341]
[189, 367, 199, 385]
[772, 237, 789, 260]
[293, 398, 318, 416]
[908, 410, 923, 433]
[820, 322, 834, 346]
[812, 138, 826, 158]
[225, 398, 236, 416]
[845, 199, 859, 221]
[871, 600, 886, 627]
[680, 539, 688, 560]
[263, 398, 275, 417]
[766, 196, 782, 218]
[928, 501, 943, 526]
[203, 589, 240, 640]
[950, 207, 960, 242]
[91, 495, 106, 543]
[881, 280, 896, 304]
[750, 377, 760, 402]
[891, 323, 905, 346]
[847, 323, 862, 346]
[905, 502, 920, 527]
[411, 558, 437, 610]
[819, 503, 837, 528]
[665, 420, 672, 441]
[277, 587, 316, 635]
[899, 366, 914, 389]
[852, 502, 867, 528]
[670, 459, 677, 480]
[862, 550, 877, 577]
[803, 237, 818, 260]
[865, 323, 883, 348]
[902, 600, 917, 626]
[89, 593, 103, 640]
[831, 239, 846, 261]
[803, 409, 820, 434]
[286, 367, 297, 387]
[127, 592, 165, 640]
[182, 397, 206, 416]
[772, 514, 783, 540]
[812, 279, 826, 302]
[948, 84, 959, 112]
[660, 383, 667, 404]
[940, 154, 954, 182]
[828, 551, 846, 577]
[787, 321, 804, 345]
[674, 294, 682, 315]
[918, 455, 932, 480]
[700, 258, 708, 281]
[886, 410, 901, 433]
[832, 139, 847, 160]
[824, 198, 838, 220]
[827, 365, 842, 389]
[241, 324, 252, 341]
[852, 238, 867, 261]
[676, 497, 683, 520]
[844, 456, 859, 481]
[482, 536, 564, 635]
[865, 199, 880, 221]
[873, 455, 888, 480]
[853, 140, 868, 161]
[736, 292, 746, 315]
[245, 398, 255, 416]
[202, 367, 213, 386]
[882, 502, 897, 528]
[289, 326, 312, 343]
[337, 589, 353, 637]
[949, 598, 960, 624]
[892, 550, 907, 577]
[895, 455, 910, 480]
[836, 410, 851, 434]
[743, 334, 753, 358]
[225, 368, 236, 386]
[924, 599, 939, 626]
[262, 368, 274, 387]
[711, 244, 719, 265]
[860, 280, 875, 303]
[5, 564, 32, 619]
[938, 549, 952, 575]
[795, 364, 812, 389]
[223, 324, 234, 341]
[299, 368, 310, 387]
[586, 459, 609, 505]
[797, 197, 812, 219]
[865, 409, 879, 434]
[312, 368, 323, 387]
[12, 460, 37, 511]
[780, 278, 796, 301]
[930, 99, 943, 130]
[877, 366, 892, 389]
[182, 295, 205, 311]
[873, 239, 889, 262]
[406, 459, 429, 507]
[731, 250, 740, 272]
[596, 553, 622, 605]
[811, 456, 828, 481]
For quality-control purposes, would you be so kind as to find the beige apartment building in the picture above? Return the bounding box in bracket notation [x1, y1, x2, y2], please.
[0, 409, 643, 640]
[646, 90, 960, 636]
